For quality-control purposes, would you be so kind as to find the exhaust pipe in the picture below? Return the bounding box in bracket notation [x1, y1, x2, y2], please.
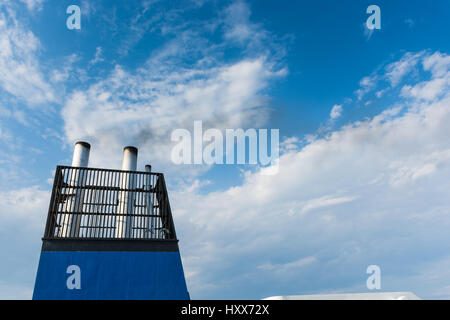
[116, 146, 138, 238]
[71, 141, 90, 167]
[59, 141, 90, 237]
[121, 146, 138, 171]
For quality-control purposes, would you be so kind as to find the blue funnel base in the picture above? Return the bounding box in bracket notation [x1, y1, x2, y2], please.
[33, 240, 190, 300]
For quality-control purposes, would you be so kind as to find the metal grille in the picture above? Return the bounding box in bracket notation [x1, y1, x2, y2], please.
[44, 166, 176, 240]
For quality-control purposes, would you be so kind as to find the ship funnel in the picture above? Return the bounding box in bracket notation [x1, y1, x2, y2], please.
[34, 143, 189, 299]
[116, 146, 138, 238]
[72, 141, 90, 167]
[121, 146, 138, 171]
[59, 141, 91, 237]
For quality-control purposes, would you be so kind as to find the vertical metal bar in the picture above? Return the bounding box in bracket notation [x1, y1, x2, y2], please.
[139, 172, 144, 239]
[89, 169, 98, 238]
[107, 170, 113, 238]
[100, 170, 107, 238]
[75, 167, 85, 238]
[94, 169, 101, 238]
[110, 170, 115, 238]
[84, 169, 91, 237]
[160, 174, 176, 239]
[104, 170, 111, 238]
[93, 169, 101, 238]
[44, 166, 61, 238]
[60, 167, 71, 237]
[86, 169, 95, 237]
[112, 170, 119, 238]
[60, 167, 74, 237]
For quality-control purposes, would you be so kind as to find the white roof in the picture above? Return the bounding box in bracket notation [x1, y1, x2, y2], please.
[263, 292, 420, 300]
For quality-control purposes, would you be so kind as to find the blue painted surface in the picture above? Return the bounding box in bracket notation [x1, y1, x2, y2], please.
[33, 251, 190, 300]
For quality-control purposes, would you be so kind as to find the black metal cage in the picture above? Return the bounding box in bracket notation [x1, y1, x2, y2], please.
[43, 166, 176, 240]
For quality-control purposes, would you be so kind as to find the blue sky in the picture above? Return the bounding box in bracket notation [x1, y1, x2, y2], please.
[1, 0, 450, 299]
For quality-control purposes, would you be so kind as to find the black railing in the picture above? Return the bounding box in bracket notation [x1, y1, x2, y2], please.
[44, 166, 176, 240]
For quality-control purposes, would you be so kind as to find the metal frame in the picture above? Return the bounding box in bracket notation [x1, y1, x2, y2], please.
[43, 166, 176, 240]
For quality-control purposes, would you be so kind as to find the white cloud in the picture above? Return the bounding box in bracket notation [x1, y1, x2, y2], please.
[173, 51, 450, 298]
[385, 52, 423, 87]
[50, 54, 78, 83]
[63, 58, 283, 172]
[19, 0, 44, 11]
[423, 52, 450, 78]
[89, 46, 104, 65]
[330, 104, 343, 120]
[0, 4, 56, 107]
[402, 77, 449, 101]
[355, 51, 434, 101]
[299, 195, 357, 215]
[389, 149, 450, 186]
[375, 89, 387, 98]
[0, 186, 49, 230]
[0, 185, 48, 300]
[280, 137, 300, 152]
[0, 125, 12, 142]
[363, 22, 374, 41]
[356, 75, 378, 100]
[62, 1, 286, 173]
[223, 0, 253, 43]
[0, 282, 32, 300]
[401, 52, 450, 101]
[258, 256, 316, 272]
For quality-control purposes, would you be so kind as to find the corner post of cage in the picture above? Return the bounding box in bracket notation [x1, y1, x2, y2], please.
[43, 166, 62, 238]
[160, 173, 177, 240]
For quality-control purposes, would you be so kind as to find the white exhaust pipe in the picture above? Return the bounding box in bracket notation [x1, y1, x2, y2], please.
[59, 141, 90, 237]
[122, 147, 138, 171]
[116, 146, 138, 238]
[71, 141, 90, 167]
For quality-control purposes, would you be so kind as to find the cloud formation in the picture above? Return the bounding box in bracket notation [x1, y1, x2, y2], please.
[173, 51, 450, 299]
[330, 104, 343, 120]
[0, 3, 55, 108]
[62, 1, 286, 173]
